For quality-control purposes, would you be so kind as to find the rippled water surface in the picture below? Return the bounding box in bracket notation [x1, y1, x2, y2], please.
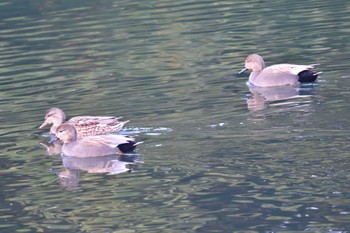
[1, 0, 350, 232]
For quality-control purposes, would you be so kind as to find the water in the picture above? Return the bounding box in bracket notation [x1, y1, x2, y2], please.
[1, 0, 350, 232]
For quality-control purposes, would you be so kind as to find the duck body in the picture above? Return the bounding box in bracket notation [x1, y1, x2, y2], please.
[39, 107, 128, 138]
[239, 54, 321, 87]
[56, 124, 139, 157]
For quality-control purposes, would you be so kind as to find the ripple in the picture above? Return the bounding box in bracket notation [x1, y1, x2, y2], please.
[1, 0, 350, 232]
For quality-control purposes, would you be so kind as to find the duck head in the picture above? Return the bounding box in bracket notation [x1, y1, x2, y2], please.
[56, 124, 78, 143]
[39, 107, 66, 129]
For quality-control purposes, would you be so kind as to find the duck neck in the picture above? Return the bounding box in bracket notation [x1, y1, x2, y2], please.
[53, 117, 64, 126]
[51, 125, 58, 135]
[249, 71, 260, 84]
[66, 132, 77, 143]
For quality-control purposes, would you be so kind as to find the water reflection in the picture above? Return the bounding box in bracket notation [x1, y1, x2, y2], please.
[58, 154, 139, 189]
[40, 140, 63, 156]
[246, 84, 318, 111]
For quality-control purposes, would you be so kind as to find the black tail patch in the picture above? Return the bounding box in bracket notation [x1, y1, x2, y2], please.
[298, 70, 318, 83]
[117, 141, 137, 153]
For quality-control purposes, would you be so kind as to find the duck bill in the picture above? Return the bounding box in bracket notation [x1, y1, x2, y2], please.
[49, 135, 59, 144]
[39, 120, 49, 129]
[238, 68, 248, 74]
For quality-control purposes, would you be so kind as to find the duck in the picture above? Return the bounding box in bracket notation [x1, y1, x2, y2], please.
[239, 54, 321, 87]
[55, 123, 140, 157]
[39, 107, 129, 138]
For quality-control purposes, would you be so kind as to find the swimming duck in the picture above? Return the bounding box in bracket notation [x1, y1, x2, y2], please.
[239, 54, 321, 87]
[39, 107, 129, 138]
[56, 124, 140, 157]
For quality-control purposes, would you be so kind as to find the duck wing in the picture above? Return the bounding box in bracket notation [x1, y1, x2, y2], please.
[68, 116, 125, 126]
[68, 116, 129, 137]
[80, 135, 136, 148]
[266, 64, 316, 76]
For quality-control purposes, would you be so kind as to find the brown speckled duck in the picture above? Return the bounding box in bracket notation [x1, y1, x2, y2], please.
[39, 107, 129, 138]
[239, 54, 321, 87]
[56, 124, 140, 157]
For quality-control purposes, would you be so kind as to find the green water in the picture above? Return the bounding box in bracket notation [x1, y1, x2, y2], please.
[1, 0, 350, 232]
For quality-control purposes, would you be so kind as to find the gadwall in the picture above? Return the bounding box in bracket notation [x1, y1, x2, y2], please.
[39, 107, 129, 138]
[239, 54, 321, 87]
[56, 124, 140, 157]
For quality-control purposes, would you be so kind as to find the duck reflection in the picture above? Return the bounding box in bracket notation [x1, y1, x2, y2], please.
[57, 154, 139, 189]
[246, 84, 317, 111]
[62, 154, 135, 174]
[57, 168, 80, 190]
[40, 140, 63, 156]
